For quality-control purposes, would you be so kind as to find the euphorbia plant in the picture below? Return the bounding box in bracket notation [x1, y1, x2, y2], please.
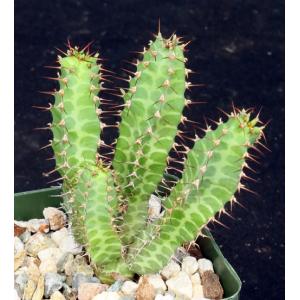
[41, 30, 265, 283]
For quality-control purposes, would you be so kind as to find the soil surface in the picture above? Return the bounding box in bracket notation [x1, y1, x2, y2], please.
[15, 0, 284, 299]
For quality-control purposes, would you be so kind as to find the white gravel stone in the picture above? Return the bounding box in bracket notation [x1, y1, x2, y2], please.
[25, 232, 57, 257]
[43, 207, 66, 230]
[147, 274, 167, 293]
[92, 291, 121, 300]
[14, 236, 24, 254]
[155, 293, 174, 300]
[160, 260, 181, 280]
[121, 280, 138, 295]
[197, 258, 214, 275]
[191, 273, 204, 298]
[39, 259, 58, 274]
[27, 218, 49, 233]
[14, 268, 29, 297]
[38, 247, 64, 264]
[148, 194, 162, 220]
[166, 271, 193, 300]
[51, 227, 82, 255]
[182, 256, 198, 275]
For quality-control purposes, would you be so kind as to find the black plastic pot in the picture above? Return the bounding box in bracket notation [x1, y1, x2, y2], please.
[14, 187, 242, 299]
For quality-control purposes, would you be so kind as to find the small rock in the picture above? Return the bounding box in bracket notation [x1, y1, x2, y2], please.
[14, 236, 24, 254]
[92, 292, 121, 300]
[27, 219, 50, 233]
[166, 271, 193, 300]
[50, 291, 66, 300]
[32, 275, 44, 300]
[107, 279, 124, 292]
[27, 258, 41, 283]
[43, 207, 66, 230]
[78, 283, 108, 300]
[23, 279, 37, 300]
[19, 230, 31, 243]
[201, 271, 223, 300]
[51, 228, 82, 255]
[147, 274, 166, 293]
[25, 232, 57, 257]
[148, 194, 162, 220]
[14, 268, 29, 297]
[191, 273, 201, 285]
[198, 259, 214, 275]
[136, 276, 155, 300]
[191, 273, 204, 298]
[160, 260, 180, 280]
[39, 259, 58, 274]
[121, 280, 138, 295]
[172, 247, 188, 263]
[14, 221, 27, 236]
[61, 283, 75, 300]
[72, 273, 100, 291]
[44, 272, 65, 298]
[38, 247, 63, 264]
[71, 255, 94, 276]
[120, 296, 135, 300]
[155, 294, 174, 300]
[57, 252, 74, 273]
[182, 256, 198, 275]
[14, 249, 26, 271]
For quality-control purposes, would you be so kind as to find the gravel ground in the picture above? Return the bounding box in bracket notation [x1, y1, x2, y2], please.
[15, 1, 284, 299]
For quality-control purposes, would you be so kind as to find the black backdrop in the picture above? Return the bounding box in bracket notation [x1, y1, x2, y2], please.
[15, 0, 284, 299]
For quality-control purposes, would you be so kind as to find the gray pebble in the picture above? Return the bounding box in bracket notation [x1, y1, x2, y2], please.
[44, 272, 65, 298]
[108, 279, 124, 292]
[120, 296, 135, 300]
[56, 252, 73, 273]
[172, 247, 188, 263]
[14, 271, 28, 297]
[71, 273, 100, 291]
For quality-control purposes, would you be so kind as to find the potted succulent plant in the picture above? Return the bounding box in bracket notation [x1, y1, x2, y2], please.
[14, 29, 266, 300]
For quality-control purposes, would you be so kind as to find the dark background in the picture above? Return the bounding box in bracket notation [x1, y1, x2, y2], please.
[15, 0, 284, 299]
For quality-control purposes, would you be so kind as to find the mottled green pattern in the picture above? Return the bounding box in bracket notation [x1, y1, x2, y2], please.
[128, 112, 262, 273]
[51, 48, 101, 181]
[113, 34, 186, 243]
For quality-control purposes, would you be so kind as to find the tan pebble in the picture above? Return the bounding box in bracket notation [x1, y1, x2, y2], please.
[32, 275, 44, 300]
[136, 276, 155, 300]
[201, 270, 223, 300]
[25, 232, 57, 257]
[14, 249, 26, 271]
[23, 279, 37, 300]
[50, 291, 66, 300]
[14, 222, 27, 236]
[78, 283, 108, 300]
[39, 259, 57, 274]
[43, 207, 66, 230]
